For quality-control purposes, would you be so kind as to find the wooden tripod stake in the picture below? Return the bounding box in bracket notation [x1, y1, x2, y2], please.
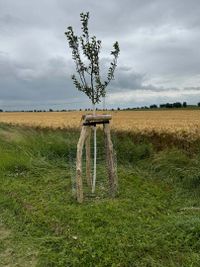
[76, 114, 117, 203]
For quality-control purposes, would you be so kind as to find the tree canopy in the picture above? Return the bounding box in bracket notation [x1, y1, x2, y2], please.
[65, 12, 120, 105]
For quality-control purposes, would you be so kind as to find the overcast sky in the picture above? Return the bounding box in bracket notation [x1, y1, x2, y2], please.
[0, 0, 200, 110]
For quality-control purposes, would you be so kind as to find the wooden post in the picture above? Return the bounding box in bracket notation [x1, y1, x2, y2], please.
[92, 105, 97, 194]
[92, 125, 97, 193]
[85, 127, 92, 188]
[104, 123, 118, 196]
[76, 126, 89, 203]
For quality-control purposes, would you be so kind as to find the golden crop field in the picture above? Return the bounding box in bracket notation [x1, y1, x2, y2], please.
[1, 110, 200, 139]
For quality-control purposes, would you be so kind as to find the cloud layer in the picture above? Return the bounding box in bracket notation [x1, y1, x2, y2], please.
[0, 0, 200, 110]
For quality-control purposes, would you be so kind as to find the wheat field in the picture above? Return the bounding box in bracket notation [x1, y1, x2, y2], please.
[1, 110, 200, 139]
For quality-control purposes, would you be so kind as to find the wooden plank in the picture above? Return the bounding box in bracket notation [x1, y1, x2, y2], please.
[82, 114, 112, 123]
[83, 120, 110, 126]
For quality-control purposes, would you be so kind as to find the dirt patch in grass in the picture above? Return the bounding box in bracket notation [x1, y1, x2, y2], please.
[0, 223, 11, 240]
[0, 128, 23, 143]
[0, 223, 37, 267]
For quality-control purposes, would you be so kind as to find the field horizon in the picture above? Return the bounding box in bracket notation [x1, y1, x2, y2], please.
[1, 109, 200, 134]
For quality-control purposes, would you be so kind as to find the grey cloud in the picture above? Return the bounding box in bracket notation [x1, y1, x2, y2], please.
[110, 67, 146, 91]
[184, 87, 200, 91]
[0, 14, 22, 25]
[1, 0, 200, 109]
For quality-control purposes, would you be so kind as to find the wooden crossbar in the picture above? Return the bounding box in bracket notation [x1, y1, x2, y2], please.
[83, 120, 110, 126]
[82, 114, 112, 124]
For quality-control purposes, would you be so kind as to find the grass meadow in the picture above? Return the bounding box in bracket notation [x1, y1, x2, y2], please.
[0, 122, 200, 266]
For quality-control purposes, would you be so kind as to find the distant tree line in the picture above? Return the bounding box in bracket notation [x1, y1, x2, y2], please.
[117, 102, 200, 111]
[1, 102, 200, 112]
[159, 101, 187, 108]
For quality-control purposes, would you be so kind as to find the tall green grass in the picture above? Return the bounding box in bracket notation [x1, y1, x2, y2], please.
[0, 123, 200, 266]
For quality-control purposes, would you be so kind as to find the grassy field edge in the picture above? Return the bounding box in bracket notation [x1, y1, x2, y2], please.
[0, 123, 200, 266]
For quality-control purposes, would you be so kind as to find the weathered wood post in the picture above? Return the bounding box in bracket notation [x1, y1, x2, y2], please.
[76, 126, 89, 203]
[104, 123, 118, 196]
[85, 127, 92, 188]
[75, 114, 117, 203]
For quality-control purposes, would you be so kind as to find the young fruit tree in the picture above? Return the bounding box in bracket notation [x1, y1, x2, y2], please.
[65, 12, 120, 194]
